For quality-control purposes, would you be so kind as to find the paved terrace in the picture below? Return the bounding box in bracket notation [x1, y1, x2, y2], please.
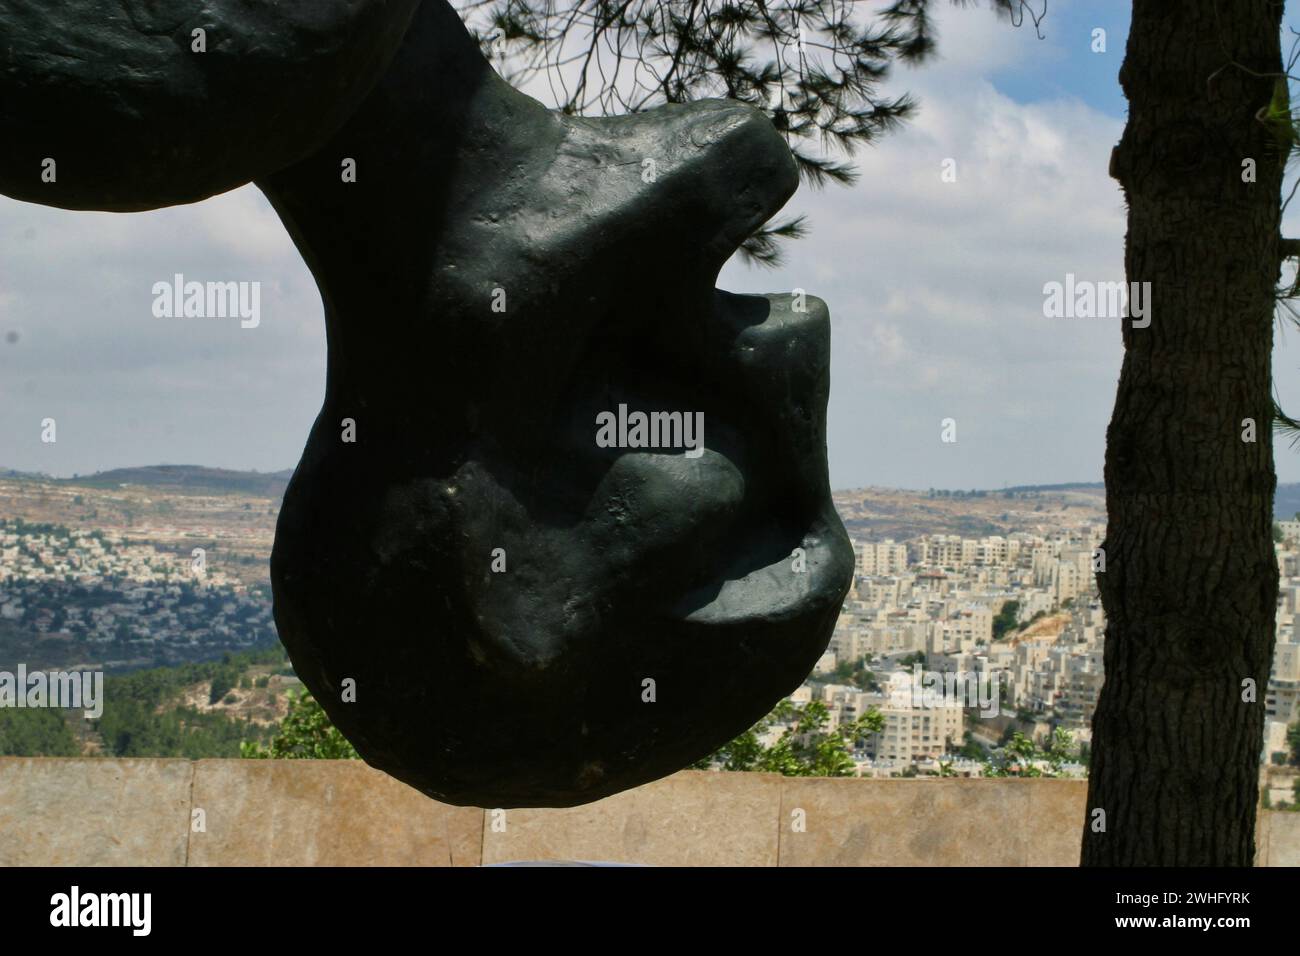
[1, 760, 1295, 866]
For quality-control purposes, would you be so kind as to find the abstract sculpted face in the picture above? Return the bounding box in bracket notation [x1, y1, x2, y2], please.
[3, 0, 853, 805]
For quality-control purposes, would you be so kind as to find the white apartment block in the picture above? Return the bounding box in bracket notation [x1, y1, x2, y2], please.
[919, 534, 1037, 571]
[1278, 583, 1300, 617]
[1267, 638, 1300, 726]
[860, 672, 965, 764]
[926, 605, 993, 655]
[976, 536, 1022, 566]
[1263, 719, 1290, 763]
[864, 621, 928, 658]
[819, 684, 879, 728]
[860, 539, 909, 576]
[1056, 649, 1105, 730]
[1030, 547, 1055, 586]
[1053, 561, 1083, 605]
[812, 649, 838, 675]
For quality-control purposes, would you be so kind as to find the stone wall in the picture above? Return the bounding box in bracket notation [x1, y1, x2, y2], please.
[0, 759, 1293, 866]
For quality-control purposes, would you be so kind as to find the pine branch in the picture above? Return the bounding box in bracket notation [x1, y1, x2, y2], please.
[737, 215, 809, 267]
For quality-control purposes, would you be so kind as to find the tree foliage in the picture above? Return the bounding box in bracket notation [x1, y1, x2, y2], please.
[241, 690, 359, 760]
[983, 727, 1077, 778]
[690, 697, 884, 776]
[92, 649, 283, 758]
[991, 599, 1020, 640]
[832, 657, 879, 690]
[0, 708, 79, 756]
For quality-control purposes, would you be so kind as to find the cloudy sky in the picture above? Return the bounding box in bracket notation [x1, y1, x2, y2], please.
[2, 0, 1299, 491]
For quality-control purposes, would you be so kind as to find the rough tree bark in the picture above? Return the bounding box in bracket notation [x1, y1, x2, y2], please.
[1083, 0, 1284, 866]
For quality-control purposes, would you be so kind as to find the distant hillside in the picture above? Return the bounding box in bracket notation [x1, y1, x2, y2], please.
[64, 465, 293, 498]
[988, 481, 1300, 519]
[829, 481, 1300, 536]
[998, 482, 1104, 495]
[0, 647, 299, 759]
[4, 465, 1300, 514]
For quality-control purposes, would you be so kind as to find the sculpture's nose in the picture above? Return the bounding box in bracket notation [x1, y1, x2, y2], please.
[681, 99, 801, 262]
[604, 97, 800, 275]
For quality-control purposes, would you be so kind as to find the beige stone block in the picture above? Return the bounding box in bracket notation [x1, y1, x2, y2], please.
[481, 770, 783, 866]
[1025, 779, 1087, 866]
[1261, 810, 1300, 866]
[188, 759, 483, 866]
[1255, 808, 1271, 867]
[0, 757, 192, 866]
[778, 778, 1032, 866]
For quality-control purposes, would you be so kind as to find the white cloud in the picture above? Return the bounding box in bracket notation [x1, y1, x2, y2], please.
[0, 186, 325, 476]
[721, 24, 1128, 489]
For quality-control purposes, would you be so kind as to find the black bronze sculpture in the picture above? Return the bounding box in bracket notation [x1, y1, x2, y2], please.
[2, 0, 853, 806]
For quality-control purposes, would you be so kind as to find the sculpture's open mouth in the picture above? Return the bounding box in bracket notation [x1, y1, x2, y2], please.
[564, 287, 850, 631]
[667, 510, 850, 626]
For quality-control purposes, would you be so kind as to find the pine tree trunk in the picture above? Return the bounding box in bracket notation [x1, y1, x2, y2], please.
[1082, 0, 1283, 866]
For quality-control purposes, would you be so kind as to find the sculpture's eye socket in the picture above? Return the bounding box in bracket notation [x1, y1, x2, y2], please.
[544, 285, 844, 623]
